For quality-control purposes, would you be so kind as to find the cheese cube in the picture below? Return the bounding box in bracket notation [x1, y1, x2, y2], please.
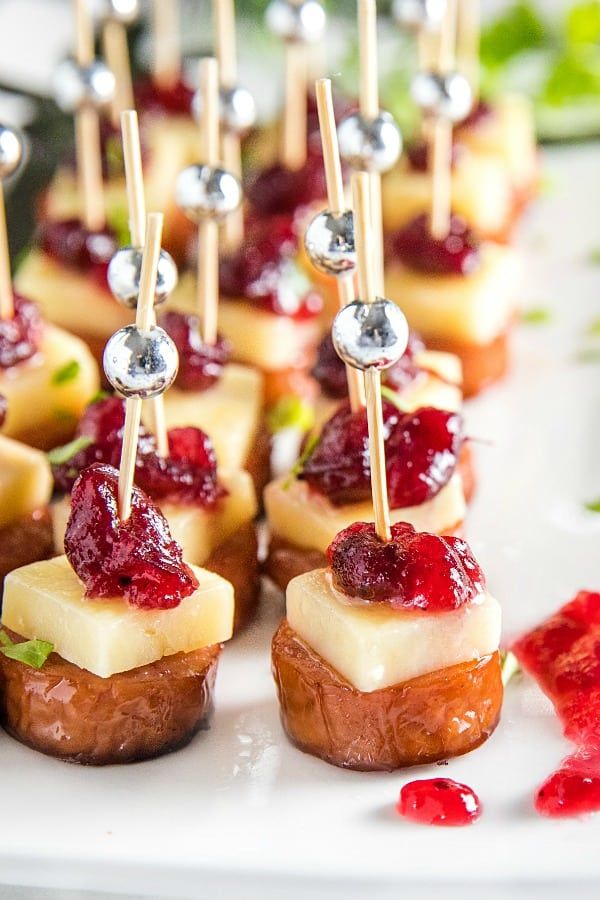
[0, 436, 52, 527]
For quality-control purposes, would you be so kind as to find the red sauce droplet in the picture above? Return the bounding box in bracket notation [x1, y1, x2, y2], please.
[219, 215, 322, 318]
[398, 778, 482, 826]
[39, 218, 118, 288]
[158, 310, 231, 391]
[514, 590, 600, 818]
[0, 294, 44, 369]
[52, 397, 225, 507]
[134, 77, 194, 116]
[64, 463, 199, 609]
[327, 522, 485, 610]
[299, 401, 463, 507]
[390, 213, 481, 276]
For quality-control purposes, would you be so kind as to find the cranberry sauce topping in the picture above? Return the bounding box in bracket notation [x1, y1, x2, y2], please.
[397, 778, 482, 826]
[406, 141, 461, 173]
[52, 397, 224, 508]
[245, 153, 328, 219]
[327, 522, 484, 610]
[0, 294, 44, 369]
[299, 401, 463, 508]
[389, 213, 481, 277]
[65, 463, 198, 609]
[159, 310, 231, 391]
[219, 214, 322, 318]
[460, 99, 493, 130]
[513, 591, 600, 818]
[134, 77, 194, 116]
[39, 219, 118, 288]
[311, 331, 426, 400]
[0, 394, 6, 427]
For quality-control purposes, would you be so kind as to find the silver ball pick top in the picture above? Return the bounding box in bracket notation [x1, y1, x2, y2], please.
[332, 298, 409, 372]
[337, 111, 402, 174]
[108, 246, 179, 309]
[175, 164, 242, 224]
[265, 0, 327, 44]
[304, 209, 356, 277]
[392, 0, 447, 34]
[0, 125, 23, 180]
[53, 58, 116, 114]
[104, 324, 179, 399]
[411, 70, 473, 123]
[193, 84, 256, 138]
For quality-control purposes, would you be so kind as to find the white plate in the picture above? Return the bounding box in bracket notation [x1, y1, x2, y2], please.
[1, 144, 600, 900]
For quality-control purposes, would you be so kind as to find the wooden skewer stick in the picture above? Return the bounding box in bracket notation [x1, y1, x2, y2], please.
[118, 212, 164, 521]
[103, 18, 135, 127]
[0, 181, 13, 318]
[429, 0, 458, 240]
[120, 110, 169, 459]
[358, 0, 384, 296]
[152, 0, 180, 90]
[457, 0, 480, 102]
[315, 78, 365, 412]
[74, 0, 105, 231]
[213, 0, 244, 250]
[196, 57, 220, 346]
[352, 171, 391, 543]
[282, 41, 308, 171]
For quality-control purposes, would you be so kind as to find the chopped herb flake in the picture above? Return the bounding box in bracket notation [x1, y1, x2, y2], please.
[0, 630, 53, 669]
[267, 395, 315, 434]
[52, 360, 81, 385]
[501, 651, 521, 687]
[521, 307, 552, 325]
[47, 436, 93, 466]
[584, 497, 600, 513]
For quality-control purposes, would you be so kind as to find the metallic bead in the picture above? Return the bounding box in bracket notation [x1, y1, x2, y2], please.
[304, 209, 356, 277]
[175, 164, 242, 223]
[91, 0, 140, 23]
[103, 325, 179, 399]
[53, 58, 116, 114]
[332, 299, 409, 371]
[193, 84, 256, 137]
[391, 0, 446, 33]
[410, 70, 473, 123]
[265, 0, 326, 44]
[107, 246, 179, 309]
[0, 125, 23, 180]
[337, 111, 402, 174]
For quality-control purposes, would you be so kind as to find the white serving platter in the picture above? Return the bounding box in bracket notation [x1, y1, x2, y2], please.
[0, 143, 599, 900]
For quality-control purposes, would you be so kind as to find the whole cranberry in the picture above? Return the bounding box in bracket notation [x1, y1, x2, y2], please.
[39, 218, 117, 288]
[0, 294, 44, 369]
[65, 463, 198, 609]
[245, 153, 327, 218]
[327, 521, 485, 610]
[159, 310, 231, 391]
[390, 213, 480, 276]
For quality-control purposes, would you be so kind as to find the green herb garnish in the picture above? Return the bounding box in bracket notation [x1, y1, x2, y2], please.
[521, 307, 552, 325]
[0, 630, 53, 669]
[586, 317, 600, 337]
[500, 651, 522, 687]
[588, 247, 600, 265]
[106, 202, 131, 248]
[47, 435, 93, 466]
[381, 384, 405, 410]
[584, 497, 600, 513]
[267, 395, 315, 434]
[52, 359, 81, 385]
[283, 430, 321, 489]
[87, 389, 109, 406]
[480, 1, 547, 69]
[566, 1, 600, 47]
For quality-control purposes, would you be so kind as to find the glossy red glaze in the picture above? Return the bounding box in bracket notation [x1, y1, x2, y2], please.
[159, 310, 231, 391]
[39, 218, 117, 289]
[397, 778, 482, 826]
[389, 213, 481, 276]
[64, 463, 199, 609]
[327, 521, 485, 610]
[299, 401, 463, 508]
[514, 591, 600, 818]
[0, 294, 44, 369]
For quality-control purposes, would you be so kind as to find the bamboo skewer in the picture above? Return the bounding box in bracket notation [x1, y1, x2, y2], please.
[152, 0, 180, 90]
[315, 78, 365, 412]
[282, 41, 308, 171]
[121, 110, 169, 458]
[429, 0, 458, 240]
[352, 171, 391, 543]
[457, 0, 480, 102]
[103, 18, 134, 126]
[196, 58, 220, 346]
[74, 0, 104, 231]
[118, 212, 163, 521]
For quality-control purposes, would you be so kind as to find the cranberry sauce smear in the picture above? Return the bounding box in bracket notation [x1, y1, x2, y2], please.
[328, 522, 484, 610]
[159, 310, 231, 391]
[299, 401, 463, 508]
[460, 99, 494, 130]
[219, 215, 322, 318]
[312, 331, 425, 399]
[65, 463, 198, 609]
[39, 219, 118, 288]
[513, 591, 600, 818]
[245, 153, 328, 218]
[52, 397, 224, 507]
[134, 77, 194, 116]
[390, 213, 481, 277]
[397, 779, 482, 826]
[0, 294, 44, 369]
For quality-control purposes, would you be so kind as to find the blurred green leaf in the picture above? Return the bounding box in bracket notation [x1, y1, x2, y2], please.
[481, 2, 547, 69]
[566, 1, 600, 45]
[543, 47, 600, 104]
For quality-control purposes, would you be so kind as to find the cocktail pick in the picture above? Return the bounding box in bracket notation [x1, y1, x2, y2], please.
[265, 0, 327, 171]
[107, 110, 178, 458]
[392, 0, 446, 70]
[175, 57, 242, 346]
[338, 0, 401, 295]
[211, 0, 255, 250]
[304, 78, 365, 411]
[332, 172, 409, 542]
[100, 0, 139, 125]
[152, 0, 181, 91]
[0, 125, 23, 319]
[411, 0, 472, 239]
[104, 212, 179, 520]
[457, 0, 480, 102]
[53, 0, 115, 231]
